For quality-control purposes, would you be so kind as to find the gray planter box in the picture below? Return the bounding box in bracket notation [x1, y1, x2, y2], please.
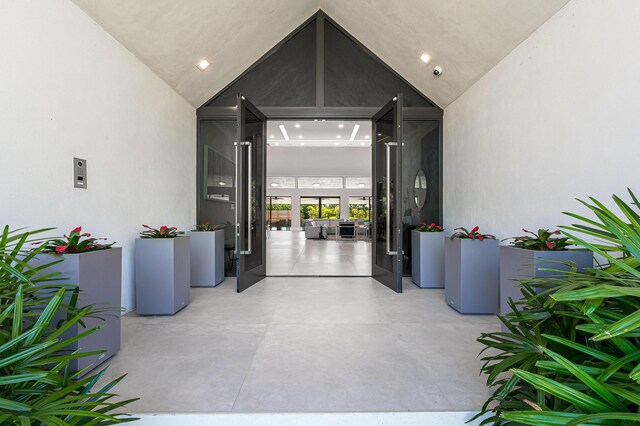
[189, 230, 224, 287]
[445, 238, 499, 314]
[500, 245, 593, 317]
[30, 248, 122, 374]
[411, 230, 445, 288]
[135, 237, 190, 315]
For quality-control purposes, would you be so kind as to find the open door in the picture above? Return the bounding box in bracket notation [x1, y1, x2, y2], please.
[371, 95, 403, 292]
[236, 94, 267, 292]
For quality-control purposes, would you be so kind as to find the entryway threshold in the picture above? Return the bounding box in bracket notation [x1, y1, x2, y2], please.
[266, 274, 371, 278]
[134, 412, 486, 425]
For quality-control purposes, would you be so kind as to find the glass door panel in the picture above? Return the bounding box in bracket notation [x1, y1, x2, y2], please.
[236, 94, 267, 292]
[371, 95, 403, 292]
[267, 196, 292, 230]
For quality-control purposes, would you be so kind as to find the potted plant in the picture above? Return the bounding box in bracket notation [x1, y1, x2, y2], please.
[135, 225, 190, 315]
[31, 227, 122, 373]
[189, 222, 225, 287]
[1, 225, 137, 423]
[444, 226, 499, 314]
[411, 222, 445, 288]
[500, 228, 592, 323]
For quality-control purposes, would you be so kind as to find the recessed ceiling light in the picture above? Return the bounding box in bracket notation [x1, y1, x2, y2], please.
[357, 183, 365, 188]
[300, 142, 305, 146]
[196, 58, 210, 71]
[271, 182, 279, 187]
[219, 181, 226, 186]
[312, 183, 320, 187]
[322, 119, 326, 122]
[298, 135, 303, 139]
[335, 142, 339, 145]
[350, 124, 360, 141]
[336, 135, 341, 139]
[279, 124, 290, 141]
[270, 135, 275, 139]
[295, 123, 301, 128]
[420, 53, 432, 65]
[274, 142, 279, 146]
[377, 133, 382, 136]
[338, 123, 344, 129]
[361, 142, 366, 146]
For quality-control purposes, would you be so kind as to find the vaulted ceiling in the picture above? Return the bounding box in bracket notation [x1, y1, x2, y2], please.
[72, 0, 570, 108]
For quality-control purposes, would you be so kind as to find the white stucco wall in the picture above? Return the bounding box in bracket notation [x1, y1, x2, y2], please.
[0, 0, 196, 310]
[444, 0, 640, 239]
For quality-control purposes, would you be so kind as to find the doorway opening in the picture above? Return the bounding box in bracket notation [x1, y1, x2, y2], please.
[265, 119, 372, 277]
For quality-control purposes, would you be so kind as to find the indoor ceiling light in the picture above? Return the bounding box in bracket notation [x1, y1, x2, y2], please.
[361, 142, 366, 146]
[338, 123, 344, 129]
[295, 123, 301, 128]
[336, 135, 341, 139]
[274, 142, 279, 146]
[269, 135, 275, 139]
[279, 124, 290, 141]
[298, 135, 303, 139]
[358, 183, 365, 188]
[365, 135, 370, 139]
[377, 133, 382, 136]
[350, 124, 360, 141]
[312, 183, 321, 187]
[271, 183, 279, 187]
[420, 53, 432, 65]
[300, 142, 304, 146]
[196, 58, 210, 71]
[219, 181, 226, 186]
[335, 142, 339, 145]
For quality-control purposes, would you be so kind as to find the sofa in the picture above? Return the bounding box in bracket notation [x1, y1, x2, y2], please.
[303, 219, 343, 236]
[304, 221, 328, 239]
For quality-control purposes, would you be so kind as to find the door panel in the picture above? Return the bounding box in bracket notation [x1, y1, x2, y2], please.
[236, 94, 267, 292]
[371, 95, 403, 292]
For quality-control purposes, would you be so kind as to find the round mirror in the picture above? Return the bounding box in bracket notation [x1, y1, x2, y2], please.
[414, 170, 427, 209]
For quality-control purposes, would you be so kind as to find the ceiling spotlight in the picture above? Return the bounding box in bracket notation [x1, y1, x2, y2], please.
[420, 53, 432, 65]
[365, 135, 370, 139]
[335, 142, 339, 145]
[300, 142, 305, 146]
[298, 135, 303, 139]
[312, 183, 321, 188]
[271, 182, 279, 187]
[357, 183, 365, 188]
[196, 58, 210, 71]
[338, 123, 344, 129]
[219, 181, 226, 186]
[270, 135, 275, 139]
[361, 142, 366, 146]
[377, 133, 382, 136]
[295, 123, 301, 128]
[336, 135, 341, 139]
[274, 142, 279, 146]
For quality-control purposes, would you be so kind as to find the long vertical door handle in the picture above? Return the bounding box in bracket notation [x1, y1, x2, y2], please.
[246, 141, 252, 255]
[385, 141, 398, 256]
[234, 142, 239, 255]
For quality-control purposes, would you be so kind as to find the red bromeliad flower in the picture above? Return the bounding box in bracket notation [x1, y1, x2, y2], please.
[39, 227, 115, 254]
[140, 224, 184, 238]
[55, 245, 68, 253]
[71, 226, 82, 234]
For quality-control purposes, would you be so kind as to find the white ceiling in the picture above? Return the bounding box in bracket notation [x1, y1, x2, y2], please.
[268, 120, 371, 147]
[71, 0, 570, 108]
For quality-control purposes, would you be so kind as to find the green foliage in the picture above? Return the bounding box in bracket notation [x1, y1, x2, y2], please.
[451, 226, 495, 241]
[194, 222, 223, 232]
[506, 228, 572, 251]
[140, 224, 183, 238]
[268, 204, 291, 211]
[474, 189, 640, 425]
[39, 227, 115, 254]
[0, 226, 137, 424]
[349, 206, 370, 220]
[415, 222, 444, 232]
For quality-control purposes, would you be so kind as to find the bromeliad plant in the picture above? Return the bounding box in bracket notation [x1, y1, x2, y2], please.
[451, 226, 495, 241]
[0, 226, 137, 424]
[39, 226, 115, 254]
[415, 222, 444, 232]
[140, 224, 184, 238]
[194, 222, 223, 232]
[474, 188, 640, 426]
[505, 228, 573, 251]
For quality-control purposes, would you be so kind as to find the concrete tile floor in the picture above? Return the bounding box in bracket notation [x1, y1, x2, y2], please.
[101, 277, 499, 413]
[266, 231, 371, 276]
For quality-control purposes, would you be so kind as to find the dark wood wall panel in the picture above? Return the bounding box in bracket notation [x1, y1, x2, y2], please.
[206, 21, 316, 107]
[324, 22, 435, 108]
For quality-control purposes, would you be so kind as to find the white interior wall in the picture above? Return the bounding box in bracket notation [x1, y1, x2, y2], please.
[0, 0, 196, 311]
[267, 146, 371, 230]
[444, 0, 640, 240]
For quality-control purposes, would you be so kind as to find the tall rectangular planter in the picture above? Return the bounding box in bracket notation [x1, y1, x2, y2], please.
[189, 229, 224, 287]
[500, 246, 593, 317]
[30, 248, 122, 374]
[445, 238, 499, 314]
[135, 237, 190, 315]
[411, 230, 445, 288]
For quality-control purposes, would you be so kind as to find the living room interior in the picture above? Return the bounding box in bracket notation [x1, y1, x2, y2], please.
[3, 1, 640, 425]
[266, 119, 373, 276]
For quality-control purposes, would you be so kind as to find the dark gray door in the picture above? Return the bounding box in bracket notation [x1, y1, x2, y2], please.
[236, 94, 267, 292]
[371, 95, 403, 292]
